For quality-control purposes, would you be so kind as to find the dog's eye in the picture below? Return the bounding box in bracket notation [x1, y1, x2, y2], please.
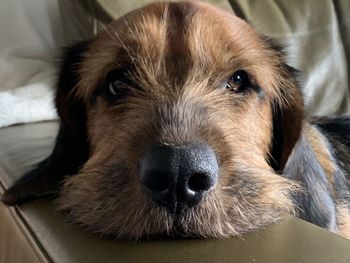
[106, 70, 130, 100]
[108, 80, 125, 97]
[226, 70, 250, 92]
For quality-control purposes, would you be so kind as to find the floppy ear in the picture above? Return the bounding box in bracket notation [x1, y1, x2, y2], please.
[270, 84, 304, 171]
[2, 41, 90, 205]
[266, 40, 304, 172]
[256, 40, 337, 230]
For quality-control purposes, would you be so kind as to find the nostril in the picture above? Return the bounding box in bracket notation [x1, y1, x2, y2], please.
[187, 173, 213, 192]
[139, 143, 219, 211]
[143, 172, 170, 192]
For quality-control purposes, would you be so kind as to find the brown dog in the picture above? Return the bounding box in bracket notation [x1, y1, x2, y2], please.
[2, 1, 350, 240]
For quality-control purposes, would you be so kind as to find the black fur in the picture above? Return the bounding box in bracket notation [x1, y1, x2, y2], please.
[312, 116, 350, 196]
[2, 41, 90, 205]
[312, 116, 350, 152]
[269, 103, 284, 172]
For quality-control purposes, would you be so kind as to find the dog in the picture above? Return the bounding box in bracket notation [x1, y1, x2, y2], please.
[2, 1, 350, 241]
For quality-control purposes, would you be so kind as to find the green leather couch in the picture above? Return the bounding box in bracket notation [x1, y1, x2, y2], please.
[1, 0, 350, 262]
[1, 122, 350, 262]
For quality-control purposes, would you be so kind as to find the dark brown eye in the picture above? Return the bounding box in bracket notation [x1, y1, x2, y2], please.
[106, 69, 130, 100]
[226, 70, 250, 92]
[108, 80, 124, 96]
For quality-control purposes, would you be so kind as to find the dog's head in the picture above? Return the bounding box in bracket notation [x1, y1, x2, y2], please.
[56, 1, 303, 240]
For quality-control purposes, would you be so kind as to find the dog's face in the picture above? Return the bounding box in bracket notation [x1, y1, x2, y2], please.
[57, 1, 303, 240]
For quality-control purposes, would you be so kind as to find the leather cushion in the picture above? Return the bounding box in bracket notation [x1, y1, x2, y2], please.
[1, 122, 350, 262]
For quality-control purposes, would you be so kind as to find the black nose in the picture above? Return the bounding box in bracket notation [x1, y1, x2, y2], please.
[139, 143, 219, 213]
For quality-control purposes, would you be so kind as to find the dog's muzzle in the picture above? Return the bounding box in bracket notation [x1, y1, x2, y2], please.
[139, 143, 219, 214]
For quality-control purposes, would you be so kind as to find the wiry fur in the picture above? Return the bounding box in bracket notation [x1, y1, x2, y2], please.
[2, 1, 350, 241]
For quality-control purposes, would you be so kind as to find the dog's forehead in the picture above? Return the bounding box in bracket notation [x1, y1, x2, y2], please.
[78, 1, 278, 98]
[105, 1, 260, 63]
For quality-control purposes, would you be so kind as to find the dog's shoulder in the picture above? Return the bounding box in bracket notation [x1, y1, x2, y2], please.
[311, 115, 350, 173]
[311, 115, 350, 145]
[282, 118, 350, 233]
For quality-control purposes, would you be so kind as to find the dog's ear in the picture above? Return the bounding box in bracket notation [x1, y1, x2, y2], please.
[269, 80, 304, 171]
[266, 40, 304, 172]
[55, 41, 90, 134]
[2, 41, 90, 205]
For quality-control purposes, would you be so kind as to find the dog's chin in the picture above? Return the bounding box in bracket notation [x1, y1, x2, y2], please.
[57, 190, 238, 241]
[57, 197, 288, 241]
[56, 170, 298, 241]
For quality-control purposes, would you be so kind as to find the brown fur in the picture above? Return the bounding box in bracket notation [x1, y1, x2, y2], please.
[3, 1, 350, 241]
[58, 2, 301, 240]
[304, 124, 336, 193]
[337, 204, 350, 239]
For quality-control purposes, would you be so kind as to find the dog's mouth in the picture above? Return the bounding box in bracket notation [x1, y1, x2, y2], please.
[138, 212, 209, 240]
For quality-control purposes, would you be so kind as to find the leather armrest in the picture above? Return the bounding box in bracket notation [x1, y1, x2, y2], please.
[1, 122, 350, 263]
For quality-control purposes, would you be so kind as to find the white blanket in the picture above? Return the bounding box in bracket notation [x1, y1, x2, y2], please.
[1, 0, 349, 129]
[0, 0, 93, 128]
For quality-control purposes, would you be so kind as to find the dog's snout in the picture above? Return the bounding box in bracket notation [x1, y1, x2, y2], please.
[139, 144, 219, 213]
